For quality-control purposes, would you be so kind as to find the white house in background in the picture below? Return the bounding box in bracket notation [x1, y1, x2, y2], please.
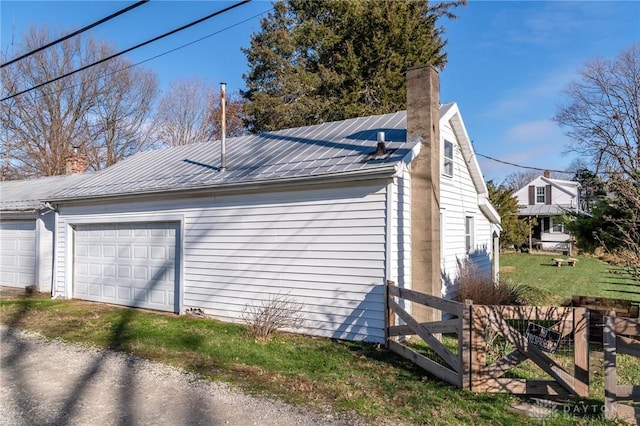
[514, 171, 580, 252]
[0, 174, 87, 290]
[39, 67, 499, 343]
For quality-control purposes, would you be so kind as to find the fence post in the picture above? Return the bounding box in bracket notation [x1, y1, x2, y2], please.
[459, 299, 472, 390]
[385, 280, 396, 347]
[604, 311, 617, 421]
[469, 304, 486, 392]
[573, 307, 590, 397]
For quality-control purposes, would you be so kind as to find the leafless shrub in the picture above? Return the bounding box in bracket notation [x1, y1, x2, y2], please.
[456, 260, 512, 305]
[241, 293, 305, 341]
[455, 260, 547, 305]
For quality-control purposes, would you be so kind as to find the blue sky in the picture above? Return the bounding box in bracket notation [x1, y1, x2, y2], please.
[1, 1, 638, 183]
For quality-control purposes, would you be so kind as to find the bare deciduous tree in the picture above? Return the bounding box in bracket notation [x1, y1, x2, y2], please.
[208, 90, 247, 141]
[85, 52, 159, 170]
[554, 44, 640, 177]
[555, 44, 640, 281]
[154, 78, 246, 147]
[501, 170, 541, 191]
[154, 78, 214, 147]
[0, 26, 159, 178]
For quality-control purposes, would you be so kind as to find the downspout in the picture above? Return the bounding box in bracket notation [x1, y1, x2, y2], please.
[51, 207, 59, 298]
[220, 82, 227, 171]
[384, 177, 394, 343]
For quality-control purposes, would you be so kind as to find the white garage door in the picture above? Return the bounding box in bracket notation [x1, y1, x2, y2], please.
[0, 221, 36, 288]
[74, 222, 178, 312]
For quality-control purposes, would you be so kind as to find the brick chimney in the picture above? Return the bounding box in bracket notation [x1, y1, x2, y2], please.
[65, 146, 87, 174]
[407, 66, 441, 323]
[543, 170, 550, 178]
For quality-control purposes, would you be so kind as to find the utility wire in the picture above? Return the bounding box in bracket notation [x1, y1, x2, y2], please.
[1, 0, 149, 68]
[1, 0, 251, 102]
[22, 8, 272, 103]
[474, 151, 573, 175]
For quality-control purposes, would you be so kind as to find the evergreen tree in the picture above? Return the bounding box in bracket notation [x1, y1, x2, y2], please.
[242, 0, 463, 133]
[487, 181, 530, 249]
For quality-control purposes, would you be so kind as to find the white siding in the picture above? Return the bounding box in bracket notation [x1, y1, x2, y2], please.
[390, 168, 412, 290]
[54, 181, 389, 343]
[439, 122, 493, 299]
[514, 176, 578, 208]
[36, 211, 56, 292]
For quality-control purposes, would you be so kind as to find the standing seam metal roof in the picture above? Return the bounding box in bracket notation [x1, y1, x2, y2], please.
[51, 109, 437, 201]
[0, 174, 88, 211]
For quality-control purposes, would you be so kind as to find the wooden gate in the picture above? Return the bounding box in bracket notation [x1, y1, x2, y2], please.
[386, 283, 468, 388]
[470, 305, 589, 397]
[604, 315, 640, 423]
[385, 282, 590, 398]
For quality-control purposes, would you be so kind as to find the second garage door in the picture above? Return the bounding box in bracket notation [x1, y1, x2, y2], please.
[0, 220, 36, 288]
[74, 222, 178, 312]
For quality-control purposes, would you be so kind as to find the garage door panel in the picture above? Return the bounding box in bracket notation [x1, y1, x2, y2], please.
[74, 222, 178, 312]
[0, 220, 36, 288]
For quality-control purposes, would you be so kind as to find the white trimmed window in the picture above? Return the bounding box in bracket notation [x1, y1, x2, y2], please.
[551, 217, 564, 233]
[443, 140, 454, 176]
[536, 186, 546, 203]
[465, 215, 474, 253]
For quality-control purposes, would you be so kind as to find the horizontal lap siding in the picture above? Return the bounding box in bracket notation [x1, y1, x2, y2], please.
[391, 170, 411, 290]
[182, 184, 388, 343]
[53, 182, 389, 342]
[440, 123, 493, 299]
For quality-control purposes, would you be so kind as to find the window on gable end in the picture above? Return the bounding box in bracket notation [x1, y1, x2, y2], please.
[443, 140, 454, 177]
[536, 186, 546, 204]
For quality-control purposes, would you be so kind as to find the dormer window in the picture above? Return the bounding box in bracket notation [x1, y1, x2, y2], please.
[443, 140, 454, 176]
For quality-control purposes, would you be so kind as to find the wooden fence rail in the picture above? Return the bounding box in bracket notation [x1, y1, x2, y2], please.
[470, 305, 589, 398]
[386, 282, 589, 398]
[604, 315, 640, 424]
[386, 282, 467, 388]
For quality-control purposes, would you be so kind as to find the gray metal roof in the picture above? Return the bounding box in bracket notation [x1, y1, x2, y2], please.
[0, 174, 88, 211]
[51, 108, 443, 201]
[518, 204, 578, 216]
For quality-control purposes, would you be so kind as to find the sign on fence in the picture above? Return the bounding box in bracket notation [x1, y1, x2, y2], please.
[525, 322, 561, 354]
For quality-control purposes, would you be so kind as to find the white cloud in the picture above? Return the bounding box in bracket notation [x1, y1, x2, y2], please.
[484, 66, 577, 118]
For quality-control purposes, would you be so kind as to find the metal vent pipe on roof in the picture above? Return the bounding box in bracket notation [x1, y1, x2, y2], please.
[376, 131, 386, 156]
[220, 82, 227, 171]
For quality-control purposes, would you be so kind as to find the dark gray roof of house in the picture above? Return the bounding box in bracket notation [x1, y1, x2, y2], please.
[0, 174, 88, 211]
[518, 204, 578, 216]
[51, 109, 433, 201]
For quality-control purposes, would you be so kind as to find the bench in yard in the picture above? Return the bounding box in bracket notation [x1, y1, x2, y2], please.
[552, 258, 578, 267]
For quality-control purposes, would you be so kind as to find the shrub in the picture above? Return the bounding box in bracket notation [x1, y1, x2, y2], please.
[241, 293, 305, 341]
[455, 260, 550, 306]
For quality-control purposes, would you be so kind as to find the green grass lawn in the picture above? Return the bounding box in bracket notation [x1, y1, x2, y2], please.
[0, 293, 623, 426]
[500, 253, 640, 305]
[2, 253, 637, 425]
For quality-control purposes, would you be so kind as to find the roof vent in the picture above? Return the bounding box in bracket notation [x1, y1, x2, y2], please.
[375, 131, 386, 156]
[363, 131, 395, 162]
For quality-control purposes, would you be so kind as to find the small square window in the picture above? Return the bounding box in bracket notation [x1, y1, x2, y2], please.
[551, 217, 564, 233]
[443, 140, 454, 176]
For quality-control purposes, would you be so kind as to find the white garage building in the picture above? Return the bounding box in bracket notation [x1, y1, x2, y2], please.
[0, 174, 86, 291]
[44, 68, 500, 343]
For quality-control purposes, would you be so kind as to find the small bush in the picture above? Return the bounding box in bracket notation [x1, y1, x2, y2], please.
[241, 293, 305, 341]
[455, 260, 549, 306]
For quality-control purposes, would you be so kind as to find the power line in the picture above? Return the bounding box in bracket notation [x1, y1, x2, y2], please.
[1, 0, 252, 102]
[1, 0, 149, 68]
[474, 151, 572, 175]
[22, 8, 272, 103]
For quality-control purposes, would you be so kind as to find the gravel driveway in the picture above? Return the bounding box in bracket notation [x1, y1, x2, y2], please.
[0, 324, 366, 426]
